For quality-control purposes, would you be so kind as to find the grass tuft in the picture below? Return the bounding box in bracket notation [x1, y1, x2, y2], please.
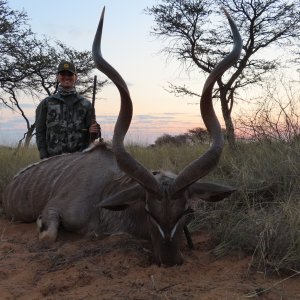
[0, 146, 39, 203]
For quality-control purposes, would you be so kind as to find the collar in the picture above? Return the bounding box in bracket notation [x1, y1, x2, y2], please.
[57, 86, 77, 96]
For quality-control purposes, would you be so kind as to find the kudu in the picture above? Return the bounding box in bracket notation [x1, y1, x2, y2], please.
[2, 8, 242, 266]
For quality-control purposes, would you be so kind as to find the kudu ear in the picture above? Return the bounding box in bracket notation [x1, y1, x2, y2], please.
[188, 182, 236, 202]
[100, 184, 145, 211]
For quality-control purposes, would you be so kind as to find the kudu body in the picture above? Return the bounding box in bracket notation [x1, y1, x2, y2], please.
[3, 8, 242, 266]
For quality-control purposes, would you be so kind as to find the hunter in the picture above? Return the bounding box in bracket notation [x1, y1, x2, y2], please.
[35, 60, 100, 159]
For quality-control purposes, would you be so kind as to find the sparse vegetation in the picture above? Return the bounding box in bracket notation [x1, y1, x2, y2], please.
[189, 139, 300, 272]
[0, 139, 299, 273]
[0, 146, 39, 204]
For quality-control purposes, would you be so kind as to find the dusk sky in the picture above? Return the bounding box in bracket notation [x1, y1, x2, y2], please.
[0, 0, 214, 145]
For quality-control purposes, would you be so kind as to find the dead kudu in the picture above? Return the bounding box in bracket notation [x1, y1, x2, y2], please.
[3, 8, 242, 266]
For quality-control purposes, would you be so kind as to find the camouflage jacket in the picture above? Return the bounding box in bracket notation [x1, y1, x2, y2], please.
[35, 92, 95, 159]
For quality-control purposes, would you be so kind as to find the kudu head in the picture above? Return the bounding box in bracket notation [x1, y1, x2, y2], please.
[93, 7, 242, 266]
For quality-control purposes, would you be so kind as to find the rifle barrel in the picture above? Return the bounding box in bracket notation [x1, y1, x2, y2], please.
[92, 75, 97, 108]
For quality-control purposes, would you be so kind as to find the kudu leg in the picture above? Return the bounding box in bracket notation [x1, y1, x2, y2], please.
[36, 208, 60, 247]
[184, 225, 194, 249]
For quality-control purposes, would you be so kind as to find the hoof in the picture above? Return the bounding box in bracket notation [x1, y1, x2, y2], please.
[38, 231, 57, 248]
[36, 216, 58, 247]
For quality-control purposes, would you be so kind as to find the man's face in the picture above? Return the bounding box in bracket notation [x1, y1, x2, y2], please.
[57, 71, 77, 89]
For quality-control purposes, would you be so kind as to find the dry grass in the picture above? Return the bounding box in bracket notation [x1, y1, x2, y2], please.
[0, 146, 39, 204]
[127, 143, 209, 173]
[188, 139, 300, 272]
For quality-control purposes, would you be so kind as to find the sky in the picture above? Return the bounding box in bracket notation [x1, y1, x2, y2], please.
[0, 0, 208, 145]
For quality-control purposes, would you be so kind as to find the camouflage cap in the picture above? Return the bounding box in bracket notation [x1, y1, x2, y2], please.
[57, 60, 77, 74]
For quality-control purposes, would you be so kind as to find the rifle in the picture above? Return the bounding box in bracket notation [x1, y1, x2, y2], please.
[90, 75, 101, 143]
[92, 75, 97, 109]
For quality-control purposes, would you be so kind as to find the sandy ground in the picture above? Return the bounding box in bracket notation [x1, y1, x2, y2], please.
[0, 216, 299, 300]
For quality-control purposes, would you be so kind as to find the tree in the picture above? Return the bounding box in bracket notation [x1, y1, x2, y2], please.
[146, 0, 300, 148]
[154, 133, 190, 146]
[187, 127, 210, 143]
[236, 75, 300, 143]
[0, 1, 107, 147]
[154, 127, 213, 146]
[0, 0, 33, 84]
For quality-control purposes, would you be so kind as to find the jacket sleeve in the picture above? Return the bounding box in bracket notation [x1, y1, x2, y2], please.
[35, 99, 48, 159]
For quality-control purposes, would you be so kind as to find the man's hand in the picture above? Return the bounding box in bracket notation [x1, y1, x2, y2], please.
[89, 121, 100, 134]
[89, 120, 101, 142]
